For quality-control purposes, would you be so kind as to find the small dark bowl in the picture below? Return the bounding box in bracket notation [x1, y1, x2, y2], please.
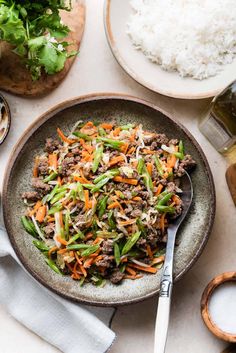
[0, 94, 11, 145]
[2, 94, 216, 306]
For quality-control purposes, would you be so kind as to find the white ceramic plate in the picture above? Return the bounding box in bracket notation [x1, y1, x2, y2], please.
[104, 0, 236, 99]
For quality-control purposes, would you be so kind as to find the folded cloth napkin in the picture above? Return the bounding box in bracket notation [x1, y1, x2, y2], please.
[0, 223, 116, 353]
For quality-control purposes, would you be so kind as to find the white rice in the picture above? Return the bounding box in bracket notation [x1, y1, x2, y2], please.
[127, 0, 236, 79]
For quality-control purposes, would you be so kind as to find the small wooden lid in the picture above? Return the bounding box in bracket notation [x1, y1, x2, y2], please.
[201, 272, 236, 343]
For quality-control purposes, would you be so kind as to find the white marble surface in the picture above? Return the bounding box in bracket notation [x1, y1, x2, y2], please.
[0, 1, 235, 352]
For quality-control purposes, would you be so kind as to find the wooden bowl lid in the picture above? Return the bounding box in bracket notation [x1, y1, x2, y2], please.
[201, 272, 236, 343]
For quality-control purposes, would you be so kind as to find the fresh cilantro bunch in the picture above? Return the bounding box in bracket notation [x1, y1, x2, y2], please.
[0, 0, 76, 80]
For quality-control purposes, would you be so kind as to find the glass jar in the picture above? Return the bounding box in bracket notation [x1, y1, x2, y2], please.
[199, 80, 236, 163]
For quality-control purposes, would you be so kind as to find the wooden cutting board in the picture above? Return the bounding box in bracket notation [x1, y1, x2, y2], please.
[0, 0, 85, 97]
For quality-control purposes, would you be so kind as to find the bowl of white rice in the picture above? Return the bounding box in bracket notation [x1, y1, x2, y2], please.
[104, 0, 236, 99]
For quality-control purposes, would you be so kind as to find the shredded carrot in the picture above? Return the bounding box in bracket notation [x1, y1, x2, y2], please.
[74, 252, 82, 265]
[146, 162, 153, 175]
[29, 200, 42, 216]
[120, 142, 129, 154]
[83, 257, 94, 268]
[47, 216, 55, 223]
[152, 255, 165, 265]
[48, 246, 58, 257]
[93, 237, 103, 245]
[108, 155, 124, 167]
[126, 266, 137, 276]
[146, 245, 153, 258]
[85, 232, 93, 240]
[172, 195, 181, 205]
[113, 127, 121, 136]
[84, 189, 91, 210]
[48, 153, 58, 170]
[57, 176, 62, 186]
[124, 275, 143, 280]
[35, 205, 46, 223]
[56, 236, 68, 246]
[57, 248, 68, 255]
[79, 168, 91, 184]
[160, 213, 166, 234]
[95, 255, 103, 261]
[127, 146, 135, 154]
[83, 144, 94, 154]
[129, 133, 136, 142]
[100, 123, 113, 130]
[142, 149, 156, 154]
[79, 264, 87, 277]
[132, 196, 142, 201]
[113, 176, 138, 185]
[155, 184, 164, 196]
[107, 201, 122, 210]
[129, 263, 157, 274]
[57, 127, 75, 144]
[73, 176, 88, 184]
[33, 157, 39, 177]
[71, 273, 81, 280]
[167, 154, 177, 168]
[118, 219, 137, 226]
[121, 257, 128, 263]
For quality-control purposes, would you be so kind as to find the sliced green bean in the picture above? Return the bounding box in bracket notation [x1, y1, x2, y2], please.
[81, 244, 100, 257]
[73, 131, 92, 141]
[98, 195, 109, 219]
[21, 216, 37, 237]
[92, 144, 104, 173]
[33, 240, 49, 252]
[44, 172, 58, 183]
[45, 258, 62, 275]
[121, 231, 141, 256]
[114, 242, 121, 266]
[153, 155, 164, 177]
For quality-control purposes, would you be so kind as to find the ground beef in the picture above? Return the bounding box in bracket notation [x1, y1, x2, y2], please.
[123, 190, 133, 200]
[101, 240, 114, 254]
[166, 182, 178, 193]
[22, 191, 41, 201]
[61, 157, 75, 177]
[97, 165, 108, 174]
[169, 139, 179, 145]
[159, 179, 168, 186]
[145, 227, 162, 246]
[150, 141, 158, 150]
[44, 138, 60, 154]
[131, 209, 142, 218]
[174, 155, 196, 177]
[95, 255, 112, 268]
[138, 191, 149, 200]
[44, 223, 54, 238]
[124, 204, 133, 214]
[143, 134, 157, 144]
[110, 269, 124, 284]
[31, 178, 51, 195]
[136, 237, 147, 247]
[38, 157, 48, 175]
[155, 134, 169, 146]
[71, 147, 80, 155]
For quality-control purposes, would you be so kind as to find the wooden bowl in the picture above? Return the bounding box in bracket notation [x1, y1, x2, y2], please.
[201, 272, 236, 342]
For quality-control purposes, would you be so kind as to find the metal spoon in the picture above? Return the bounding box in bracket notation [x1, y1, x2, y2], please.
[154, 172, 193, 353]
[0, 94, 11, 145]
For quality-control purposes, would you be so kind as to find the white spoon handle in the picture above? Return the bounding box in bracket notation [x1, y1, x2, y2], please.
[154, 295, 171, 353]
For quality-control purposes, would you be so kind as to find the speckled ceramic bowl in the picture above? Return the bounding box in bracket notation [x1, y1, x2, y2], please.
[2, 94, 216, 306]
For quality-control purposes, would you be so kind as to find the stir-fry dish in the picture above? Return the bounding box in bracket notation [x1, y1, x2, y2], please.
[21, 121, 196, 286]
